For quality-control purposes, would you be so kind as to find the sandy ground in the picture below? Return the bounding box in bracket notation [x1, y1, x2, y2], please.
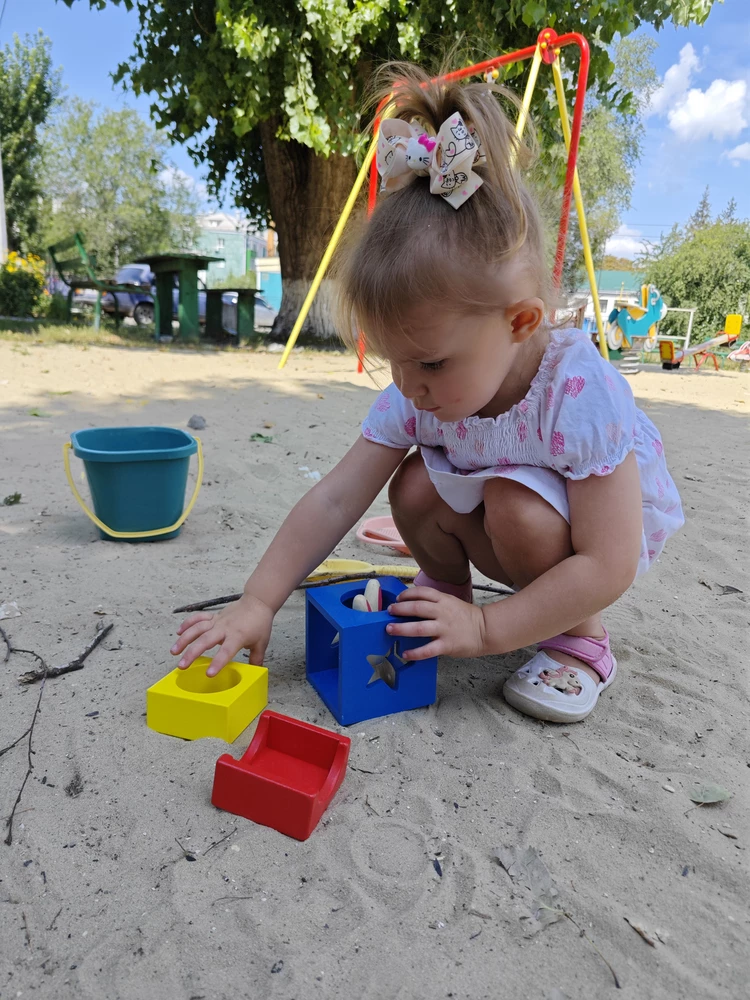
[0, 340, 748, 1000]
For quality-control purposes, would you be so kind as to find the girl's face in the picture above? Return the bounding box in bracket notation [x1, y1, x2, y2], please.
[383, 299, 545, 423]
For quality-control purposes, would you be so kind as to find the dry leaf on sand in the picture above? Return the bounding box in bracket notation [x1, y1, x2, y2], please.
[689, 784, 732, 805]
[494, 846, 561, 934]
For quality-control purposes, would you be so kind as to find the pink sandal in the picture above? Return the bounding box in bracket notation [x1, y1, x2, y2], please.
[503, 631, 617, 723]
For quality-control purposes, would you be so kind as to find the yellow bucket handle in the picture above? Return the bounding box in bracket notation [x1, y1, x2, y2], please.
[63, 437, 204, 539]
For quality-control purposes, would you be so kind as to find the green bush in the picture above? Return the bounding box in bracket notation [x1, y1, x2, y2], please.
[37, 291, 70, 321]
[0, 254, 45, 317]
[208, 271, 257, 290]
[642, 196, 750, 344]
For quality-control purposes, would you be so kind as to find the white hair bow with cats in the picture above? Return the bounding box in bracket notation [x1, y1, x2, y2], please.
[376, 113, 486, 209]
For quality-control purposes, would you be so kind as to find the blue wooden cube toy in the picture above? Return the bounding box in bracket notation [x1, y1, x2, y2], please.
[305, 576, 438, 726]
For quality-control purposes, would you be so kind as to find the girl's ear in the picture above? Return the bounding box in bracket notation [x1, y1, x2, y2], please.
[505, 298, 545, 343]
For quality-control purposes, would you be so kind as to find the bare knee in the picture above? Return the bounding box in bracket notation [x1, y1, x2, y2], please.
[483, 478, 573, 585]
[483, 477, 568, 546]
[389, 452, 439, 519]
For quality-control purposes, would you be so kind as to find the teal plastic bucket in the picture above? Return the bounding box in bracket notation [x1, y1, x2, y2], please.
[66, 426, 200, 542]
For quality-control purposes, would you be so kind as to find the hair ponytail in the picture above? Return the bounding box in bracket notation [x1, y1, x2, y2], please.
[336, 61, 549, 358]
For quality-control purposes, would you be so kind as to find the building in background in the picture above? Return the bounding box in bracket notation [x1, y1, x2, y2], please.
[255, 255, 281, 312]
[195, 212, 276, 286]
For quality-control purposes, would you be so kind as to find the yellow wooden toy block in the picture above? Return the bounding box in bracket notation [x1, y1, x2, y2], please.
[146, 657, 268, 742]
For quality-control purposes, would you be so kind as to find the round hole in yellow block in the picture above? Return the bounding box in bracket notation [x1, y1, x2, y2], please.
[175, 662, 242, 694]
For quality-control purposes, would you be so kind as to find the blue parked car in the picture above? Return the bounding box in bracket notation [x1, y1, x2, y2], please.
[101, 264, 202, 327]
[102, 264, 278, 333]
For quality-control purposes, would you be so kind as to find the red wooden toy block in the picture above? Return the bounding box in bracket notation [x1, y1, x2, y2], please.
[211, 710, 351, 841]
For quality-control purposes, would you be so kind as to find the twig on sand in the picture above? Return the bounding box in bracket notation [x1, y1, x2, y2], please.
[1, 623, 113, 845]
[175, 838, 196, 861]
[203, 827, 237, 856]
[2, 661, 48, 846]
[173, 593, 244, 614]
[21, 911, 30, 946]
[555, 908, 621, 989]
[624, 916, 657, 947]
[561, 731, 580, 752]
[1, 625, 11, 664]
[173, 577, 512, 614]
[18, 623, 113, 685]
[47, 906, 63, 932]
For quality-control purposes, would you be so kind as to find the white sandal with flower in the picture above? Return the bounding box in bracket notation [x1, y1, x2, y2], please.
[503, 631, 617, 723]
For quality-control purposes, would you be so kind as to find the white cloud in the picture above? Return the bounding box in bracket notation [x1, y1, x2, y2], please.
[669, 78, 747, 141]
[605, 224, 647, 260]
[724, 141, 750, 164]
[649, 43, 748, 142]
[649, 43, 701, 116]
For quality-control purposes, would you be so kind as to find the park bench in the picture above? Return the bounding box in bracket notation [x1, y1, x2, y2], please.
[47, 232, 141, 329]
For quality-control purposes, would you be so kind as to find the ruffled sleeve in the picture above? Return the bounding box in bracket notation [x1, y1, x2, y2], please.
[538, 336, 637, 479]
[361, 383, 418, 450]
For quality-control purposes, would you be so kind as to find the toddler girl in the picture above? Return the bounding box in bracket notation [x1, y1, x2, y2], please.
[173, 65, 683, 723]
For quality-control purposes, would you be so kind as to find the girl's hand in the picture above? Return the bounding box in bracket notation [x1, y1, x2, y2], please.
[385, 587, 488, 661]
[171, 593, 274, 676]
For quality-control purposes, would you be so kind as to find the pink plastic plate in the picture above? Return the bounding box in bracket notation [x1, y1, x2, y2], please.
[356, 516, 411, 556]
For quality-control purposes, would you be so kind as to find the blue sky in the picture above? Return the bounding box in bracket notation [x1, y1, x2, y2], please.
[609, 0, 750, 257]
[5, 0, 749, 257]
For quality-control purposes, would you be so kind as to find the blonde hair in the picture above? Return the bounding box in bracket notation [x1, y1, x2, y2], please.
[335, 62, 550, 359]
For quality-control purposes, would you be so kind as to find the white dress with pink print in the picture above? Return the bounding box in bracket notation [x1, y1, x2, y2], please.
[362, 328, 683, 575]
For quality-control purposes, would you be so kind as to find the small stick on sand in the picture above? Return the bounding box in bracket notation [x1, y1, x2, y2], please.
[203, 827, 237, 855]
[1, 622, 113, 845]
[173, 592, 244, 613]
[1, 625, 12, 664]
[18, 622, 113, 686]
[173, 577, 513, 614]
[560, 909, 621, 989]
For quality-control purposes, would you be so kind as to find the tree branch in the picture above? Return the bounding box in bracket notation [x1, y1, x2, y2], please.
[17, 623, 113, 685]
[1, 622, 113, 845]
[173, 576, 513, 613]
[0, 625, 11, 664]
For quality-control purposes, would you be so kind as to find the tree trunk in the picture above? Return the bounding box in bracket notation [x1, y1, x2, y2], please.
[259, 120, 359, 344]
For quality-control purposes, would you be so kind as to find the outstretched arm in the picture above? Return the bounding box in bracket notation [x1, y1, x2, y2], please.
[173, 437, 408, 673]
[244, 436, 408, 613]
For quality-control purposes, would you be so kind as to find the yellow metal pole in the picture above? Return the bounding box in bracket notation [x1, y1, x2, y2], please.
[515, 46, 543, 141]
[277, 134, 380, 370]
[551, 59, 609, 361]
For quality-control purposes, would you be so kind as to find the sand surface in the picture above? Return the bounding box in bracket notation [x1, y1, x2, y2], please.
[1, 341, 748, 1000]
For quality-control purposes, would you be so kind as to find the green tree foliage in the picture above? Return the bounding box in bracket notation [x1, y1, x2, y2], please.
[602, 255, 637, 271]
[0, 32, 62, 253]
[642, 193, 750, 344]
[687, 185, 712, 231]
[40, 100, 200, 274]
[63, 0, 723, 339]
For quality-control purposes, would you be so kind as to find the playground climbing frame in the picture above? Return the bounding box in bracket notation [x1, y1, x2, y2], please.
[278, 27, 609, 369]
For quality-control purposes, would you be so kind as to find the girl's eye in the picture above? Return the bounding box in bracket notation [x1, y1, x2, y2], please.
[420, 360, 446, 372]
